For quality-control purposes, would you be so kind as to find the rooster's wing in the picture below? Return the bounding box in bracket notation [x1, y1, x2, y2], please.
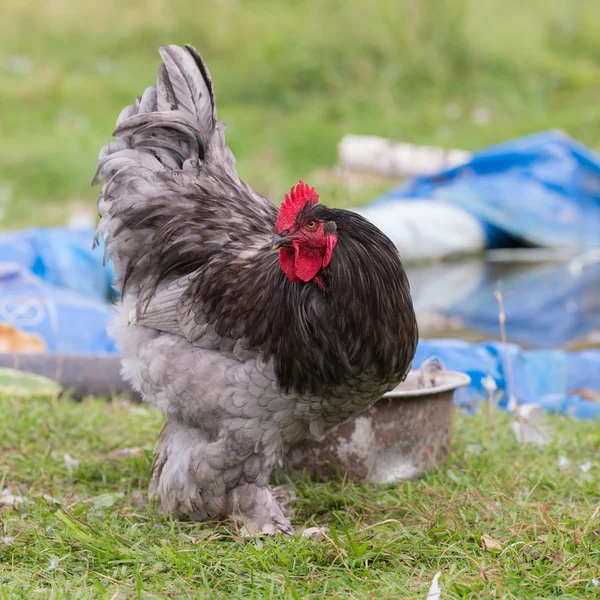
[94, 45, 279, 346]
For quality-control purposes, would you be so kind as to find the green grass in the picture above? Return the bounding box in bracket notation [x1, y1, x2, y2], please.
[1, 395, 599, 599]
[2, 0, 600, 228]
[2, 2, 600, 597]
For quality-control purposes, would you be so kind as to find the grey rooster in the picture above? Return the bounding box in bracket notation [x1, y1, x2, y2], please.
[94, 44, 418, 535]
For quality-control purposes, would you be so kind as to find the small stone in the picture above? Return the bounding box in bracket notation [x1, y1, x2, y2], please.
[302, 526, 328, 540]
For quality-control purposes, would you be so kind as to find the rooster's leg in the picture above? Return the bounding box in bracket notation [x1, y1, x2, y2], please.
[149, 421, 228, 520]
[150, 420, 294, 535]
[227, 483, 294, 536]
[224, 424, 294, 536]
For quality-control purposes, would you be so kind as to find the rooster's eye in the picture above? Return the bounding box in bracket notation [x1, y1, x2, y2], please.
[305, 220, 317, 230]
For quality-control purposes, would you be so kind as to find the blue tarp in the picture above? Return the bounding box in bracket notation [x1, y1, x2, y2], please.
[433, 260, 600, 348]
[0, 258, 598, 417]
[0, 263, 116, 354]
[0, 227, 114, 303]
[415, 340, 600, 420]
[374, 130, 600, 249]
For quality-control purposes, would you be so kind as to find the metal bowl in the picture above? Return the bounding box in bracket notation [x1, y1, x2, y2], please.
[286, 363, 471, 483]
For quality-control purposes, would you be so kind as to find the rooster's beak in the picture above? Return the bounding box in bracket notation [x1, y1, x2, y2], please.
[270, 234, 292, 250]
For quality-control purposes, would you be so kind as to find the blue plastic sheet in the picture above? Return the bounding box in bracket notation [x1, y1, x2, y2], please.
[0, 228, 114, 303]
[374, 130, 600, 249]
[0, 263, 116, 354]
[443, 260, 600, 348]
[415, 340, 600, 420]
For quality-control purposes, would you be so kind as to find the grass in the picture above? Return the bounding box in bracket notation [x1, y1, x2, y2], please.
[0, 394, 599, 599]
[2, 0, 600, 228]
[1, 1, 600, 598]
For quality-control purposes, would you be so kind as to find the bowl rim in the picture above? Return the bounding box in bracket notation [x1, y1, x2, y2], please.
[383, 370, 472, 398]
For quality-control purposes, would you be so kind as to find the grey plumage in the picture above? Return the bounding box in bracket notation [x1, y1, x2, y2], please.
[94, 44, 417, 535]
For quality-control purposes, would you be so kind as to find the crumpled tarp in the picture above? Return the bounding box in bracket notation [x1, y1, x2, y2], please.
[0, 227, 113, 303]
[372, 129, 600, 249]
[415, 339, 600, 420]
[0, 263, 116, 354]
[408, 258, 600, 348]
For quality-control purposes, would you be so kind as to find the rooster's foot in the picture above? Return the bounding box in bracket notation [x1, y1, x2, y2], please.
[228, 483, 294, 537]
[239, 517, 295, 537]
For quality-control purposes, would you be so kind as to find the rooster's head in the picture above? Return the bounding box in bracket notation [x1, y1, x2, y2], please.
[271, 181, 338, 286]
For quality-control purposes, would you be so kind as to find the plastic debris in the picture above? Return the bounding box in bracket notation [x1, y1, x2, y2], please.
[63, 453, 80, 476]
[355, 201, 486, 263]
[414, 339, 600, 420]
[426, 572, 442, 600]
[67, 208, 96, 230]
[90, 493, 116, 509]
[372, 130, 600, 251]
[0, 228, 114, 303]
[511, 404, 551, 445]
[0, 263, 116, 354]
[482, 375, 497, 394]
[580, 461, 593, 473]
[0, 324, 46, 352]
[559, 457, 571, 469]
[0, 489, 29, 507]
[339, 135, 471, 178]
[47, 557, 59, 571]
[0, 367, 62, 398]
[408, 257, 600, 348]
[481, 535, 504, 551]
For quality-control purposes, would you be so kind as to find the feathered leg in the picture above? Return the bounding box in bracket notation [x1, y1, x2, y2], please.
[149, 422, 225, 520]
[149, 420, 294, 535]
[227, 484, 294, 536]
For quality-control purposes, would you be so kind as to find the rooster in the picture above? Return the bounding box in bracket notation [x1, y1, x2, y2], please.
[94, 44, 418, 535]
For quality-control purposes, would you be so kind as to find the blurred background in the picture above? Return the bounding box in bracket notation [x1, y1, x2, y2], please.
[2, 0, 600, 226]
[0, 0, 599, 411]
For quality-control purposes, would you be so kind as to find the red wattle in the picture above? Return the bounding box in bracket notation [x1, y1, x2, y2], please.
[279, 235, 337, 285]
[292, 242, 324, 282]
[279, 247, 300, 282]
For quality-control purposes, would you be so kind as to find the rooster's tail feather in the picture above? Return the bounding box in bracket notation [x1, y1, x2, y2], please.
[93, 44, 238, 285]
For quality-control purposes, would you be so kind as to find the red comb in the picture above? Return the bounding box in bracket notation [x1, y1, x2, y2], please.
[276, 180, 319, 232]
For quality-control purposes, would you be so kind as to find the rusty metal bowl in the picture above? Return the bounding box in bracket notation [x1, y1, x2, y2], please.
[286, 364, 471, 483]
